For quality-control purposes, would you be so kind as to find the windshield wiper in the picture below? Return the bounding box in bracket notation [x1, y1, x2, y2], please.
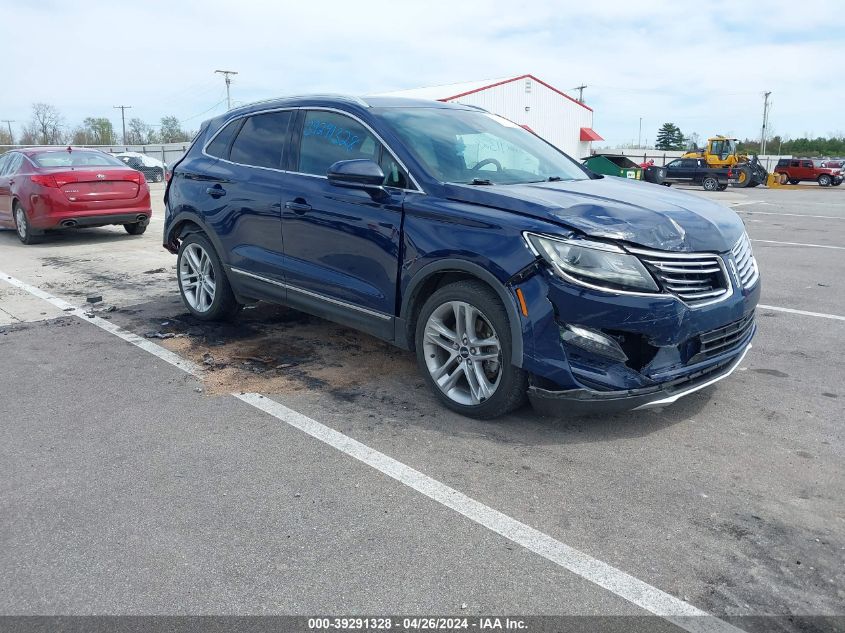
[546, 176, 563, 181]
[469, 178, 493, 185]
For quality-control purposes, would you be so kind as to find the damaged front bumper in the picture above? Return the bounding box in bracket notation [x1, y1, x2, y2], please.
[514, 258, 760, 416]
[528, 342, 751, 415]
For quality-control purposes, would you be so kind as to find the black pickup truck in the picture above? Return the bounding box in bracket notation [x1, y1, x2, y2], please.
[661, 158, 733, 191]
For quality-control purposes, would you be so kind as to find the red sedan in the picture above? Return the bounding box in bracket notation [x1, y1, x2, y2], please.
[0, 147, 152, 244]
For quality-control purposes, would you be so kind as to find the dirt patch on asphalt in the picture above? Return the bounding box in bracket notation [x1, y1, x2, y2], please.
[138, 302, 417, 396]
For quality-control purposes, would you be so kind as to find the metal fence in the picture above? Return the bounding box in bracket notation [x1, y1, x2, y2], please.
[0, 143, 192, 166]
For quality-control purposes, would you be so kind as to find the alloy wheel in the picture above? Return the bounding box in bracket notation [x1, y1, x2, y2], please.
[15, 207, 27, 240]
[179, 243, 216, 312]
[422, 300, 502, 406]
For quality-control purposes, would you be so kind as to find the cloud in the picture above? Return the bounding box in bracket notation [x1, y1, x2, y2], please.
[3, 0, 843, 144]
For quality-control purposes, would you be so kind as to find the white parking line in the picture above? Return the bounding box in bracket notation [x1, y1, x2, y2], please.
[0, 272, 202, 376]
[752, 239, 845, 250]
[737, 210, 845, 220]
[0, 269, 744, 633]
[758, 304, 845, 322]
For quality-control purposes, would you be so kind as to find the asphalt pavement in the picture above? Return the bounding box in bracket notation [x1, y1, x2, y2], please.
[0, 183, 843, 633]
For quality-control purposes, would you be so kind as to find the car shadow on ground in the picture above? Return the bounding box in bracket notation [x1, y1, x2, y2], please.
[0, 226, 146, 247]
[98, 296, 714, 447]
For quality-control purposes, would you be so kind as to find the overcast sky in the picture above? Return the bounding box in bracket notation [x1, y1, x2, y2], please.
[3, 0, 843, 147]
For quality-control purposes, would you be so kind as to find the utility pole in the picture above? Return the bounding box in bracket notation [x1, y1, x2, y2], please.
[638, 117, 643, 149]
[760, 91, 771, 156]
[113, 105, 132, 144]
[1, 120, 14, 143]
[215, 70, 239, 110]
[572, 84, 587, 103]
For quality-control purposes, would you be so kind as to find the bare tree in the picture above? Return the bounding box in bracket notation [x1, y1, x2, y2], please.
[28, 103, 66, 144]
[127, 118, 157, 144]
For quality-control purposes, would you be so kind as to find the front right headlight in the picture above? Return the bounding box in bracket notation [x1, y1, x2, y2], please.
[525, 232, 659, 293]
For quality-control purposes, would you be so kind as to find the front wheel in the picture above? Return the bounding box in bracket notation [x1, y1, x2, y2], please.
[818, 174, 832, 187]
[415, 280, 527, 419]
[717, 184, 728, 191]
[177, 233, 241, 320]
[152, 169, 164, 183]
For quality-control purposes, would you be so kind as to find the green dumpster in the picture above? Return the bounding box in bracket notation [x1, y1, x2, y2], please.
[582, 154, 642, 180]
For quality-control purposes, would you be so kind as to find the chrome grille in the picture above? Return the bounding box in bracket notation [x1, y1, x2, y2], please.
[690, 311, 755, 363]
[632, 249, 730, 306]
[731, 232, 759, 289]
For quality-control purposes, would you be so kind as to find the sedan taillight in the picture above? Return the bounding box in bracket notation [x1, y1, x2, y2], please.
[30, 174, 58, 187]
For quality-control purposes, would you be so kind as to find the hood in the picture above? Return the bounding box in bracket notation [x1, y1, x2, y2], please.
[443, 177, 745, 252]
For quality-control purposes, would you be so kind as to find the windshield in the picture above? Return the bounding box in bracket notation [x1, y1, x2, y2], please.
[31, 150, 126, 168]
[375, 107, 588, 185]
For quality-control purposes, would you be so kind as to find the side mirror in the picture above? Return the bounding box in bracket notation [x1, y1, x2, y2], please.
[327, 159, 385, 190]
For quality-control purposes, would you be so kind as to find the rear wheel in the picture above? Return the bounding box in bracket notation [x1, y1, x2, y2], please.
[124, 222, 148, 235]
[818, 174, 832, 187]
[13, 203, 40, 245]
[789, 179, 800, 185]
[702, 176, 719, 191]
[415, 280, 527, 419]
[177, 233, 241, 321]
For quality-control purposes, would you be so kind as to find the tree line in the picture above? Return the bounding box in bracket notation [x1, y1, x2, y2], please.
[0, 103, 195, 146]
[655, 121, 845, 156]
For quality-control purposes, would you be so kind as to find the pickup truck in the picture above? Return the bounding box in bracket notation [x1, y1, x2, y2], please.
[661, 158, 733, 191]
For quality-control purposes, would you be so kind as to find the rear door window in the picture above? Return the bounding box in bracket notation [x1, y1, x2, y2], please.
[205, 119, 242, 159]
[229, 111, 293, 169]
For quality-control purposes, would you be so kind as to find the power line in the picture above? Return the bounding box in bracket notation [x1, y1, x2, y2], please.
[214, 70, 238, 110]
[113, 105, 132, 144]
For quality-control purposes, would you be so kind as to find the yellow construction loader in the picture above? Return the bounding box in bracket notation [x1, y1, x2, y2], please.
[682, 136, 770, 188]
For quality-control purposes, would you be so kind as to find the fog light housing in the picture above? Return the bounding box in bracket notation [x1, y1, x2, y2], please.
[561, 324, 628, 362]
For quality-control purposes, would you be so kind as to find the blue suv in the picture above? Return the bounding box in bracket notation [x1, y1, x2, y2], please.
[163, 95, 759, 419]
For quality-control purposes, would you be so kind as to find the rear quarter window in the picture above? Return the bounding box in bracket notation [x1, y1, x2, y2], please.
[229, 111, 293, 169]
[205, 119, 242, 159]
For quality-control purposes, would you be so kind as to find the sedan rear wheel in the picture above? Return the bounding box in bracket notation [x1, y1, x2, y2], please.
[13, 204, 40, 245]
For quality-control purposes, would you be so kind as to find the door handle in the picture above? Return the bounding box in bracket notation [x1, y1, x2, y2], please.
[206, 185, 226, 198]
[285, 200, 312, 214]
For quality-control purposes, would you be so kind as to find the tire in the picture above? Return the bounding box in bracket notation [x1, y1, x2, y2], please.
[662, 182, 672, 187]
[789, 179, 800, 185]
[124, 222, 147, 235]
[152, 169, 163, 183]
[717, 184, 728, 191]
[702, 176, 719, 191]
[13, 202, 41, 245]
[733, 166, 752, 188]
[414, 280, 527, 419]
[818, 174, 832, 187]
[177, 232, 241, 320]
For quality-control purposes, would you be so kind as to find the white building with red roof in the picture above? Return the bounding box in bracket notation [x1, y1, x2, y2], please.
[379, 74, 601, 158]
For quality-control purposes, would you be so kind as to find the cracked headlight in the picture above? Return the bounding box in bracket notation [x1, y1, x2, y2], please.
[525, 232, 659, 293]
